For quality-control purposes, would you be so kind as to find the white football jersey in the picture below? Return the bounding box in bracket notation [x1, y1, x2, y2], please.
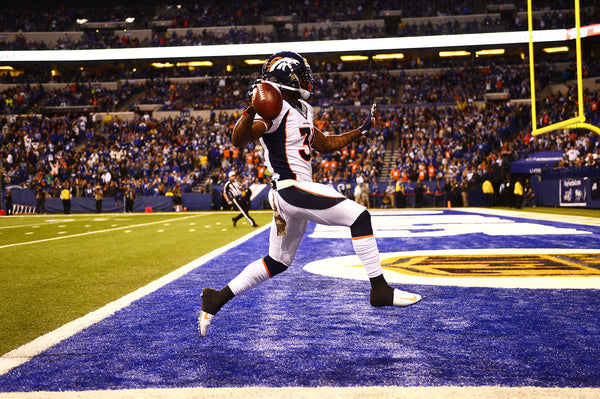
[258, 99, 314, 182]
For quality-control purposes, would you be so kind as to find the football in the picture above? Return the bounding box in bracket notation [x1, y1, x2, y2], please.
[252, 81, 283, 120]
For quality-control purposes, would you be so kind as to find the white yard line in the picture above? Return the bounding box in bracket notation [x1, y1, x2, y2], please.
[0, 215, 200, 250]
[0, 224, 269, 376]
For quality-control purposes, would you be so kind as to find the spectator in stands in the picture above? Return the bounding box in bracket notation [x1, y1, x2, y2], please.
[382, 181, 395, 208]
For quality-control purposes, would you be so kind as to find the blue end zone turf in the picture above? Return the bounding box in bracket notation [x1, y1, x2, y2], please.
[1, 210, 600, 391]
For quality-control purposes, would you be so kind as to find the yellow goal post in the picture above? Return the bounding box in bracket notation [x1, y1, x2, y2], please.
[528, 0, 600, 136]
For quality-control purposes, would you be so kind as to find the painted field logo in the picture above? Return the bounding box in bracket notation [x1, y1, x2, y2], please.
[303, 249, 600, 289]
[381, 254, 600, 278]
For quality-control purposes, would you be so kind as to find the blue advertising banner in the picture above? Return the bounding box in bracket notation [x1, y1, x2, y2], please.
[510, 151, 563, 174]
[559, 178, 587, 206]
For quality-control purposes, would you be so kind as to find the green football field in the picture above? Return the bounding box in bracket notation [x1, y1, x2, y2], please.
[0, 207, 598, 357]
[0, 211, 273, 356]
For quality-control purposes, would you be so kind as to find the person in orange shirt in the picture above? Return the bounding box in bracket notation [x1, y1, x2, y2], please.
[401, 170, 409, 182]
[390, 168, 400, 181]
[257, 165, 266, 183]
[427, 163, 436, 180]
[330, 159, 338, 173]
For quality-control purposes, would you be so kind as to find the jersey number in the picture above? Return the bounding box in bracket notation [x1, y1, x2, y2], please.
[298, 127, 312, 161]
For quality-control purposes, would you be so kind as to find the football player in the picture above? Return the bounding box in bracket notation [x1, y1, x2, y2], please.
[199, 51, 421, 337]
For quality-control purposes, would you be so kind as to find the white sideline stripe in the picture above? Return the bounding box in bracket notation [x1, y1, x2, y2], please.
[0, 224, 270, 376]
[0, 215, 200, 250]
[0, 385, 598, 399]
[458, 207, 600, 226]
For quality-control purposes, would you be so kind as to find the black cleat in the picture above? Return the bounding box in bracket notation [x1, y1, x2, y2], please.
[370, 285, 421, 307]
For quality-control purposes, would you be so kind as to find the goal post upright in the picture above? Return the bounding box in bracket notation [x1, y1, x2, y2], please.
[528, 0, 599, 136]
[527, 0, 538, 135]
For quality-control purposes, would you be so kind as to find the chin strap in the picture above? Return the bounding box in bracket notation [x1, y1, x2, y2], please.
[273, 82, 311, 100]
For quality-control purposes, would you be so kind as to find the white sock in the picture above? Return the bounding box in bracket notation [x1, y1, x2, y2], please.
[352, 235, 383, 278]
[228, 258, 271, 296]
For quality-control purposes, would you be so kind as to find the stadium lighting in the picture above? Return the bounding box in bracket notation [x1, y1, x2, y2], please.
[125, 17, 135, 24]
[439, 50, 471, 57]
[244, 59, 267, 65]
[0, 66, 13, 70]
[475, 49, 505, 56]
[543, 46, 569, 53]
[177, 61, 213, 67]
[76, 19, 88, 24]
[373, 53, 404, 60]
[151, 62, 174, 68]
[340, 55, 368, 61]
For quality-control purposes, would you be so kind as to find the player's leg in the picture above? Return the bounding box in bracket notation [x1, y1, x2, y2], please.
[349, 209, 421, 307]
[278, 182, 421, 307]
[199, 213, 306, 337]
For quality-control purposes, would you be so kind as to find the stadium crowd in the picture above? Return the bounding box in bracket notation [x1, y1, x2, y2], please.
[129, 64, 538, 112]
[2, 79, 599, 208]
[3, 61, 584, 115]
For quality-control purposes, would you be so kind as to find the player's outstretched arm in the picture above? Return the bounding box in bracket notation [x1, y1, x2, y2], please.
[312, 104, 376, 153]
[312, 126, 363, 153]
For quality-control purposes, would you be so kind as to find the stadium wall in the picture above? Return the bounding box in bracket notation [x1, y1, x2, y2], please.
[4, 178, 599, 214]
[0, 185, 269, 214]
[532, 176, 600, 208]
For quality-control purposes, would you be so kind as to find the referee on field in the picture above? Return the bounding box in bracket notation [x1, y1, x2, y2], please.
[224, 171, 257, 227]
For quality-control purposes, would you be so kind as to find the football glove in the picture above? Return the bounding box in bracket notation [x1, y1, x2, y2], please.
[246, 79, 262, 104]
[359, 103, 377, 137]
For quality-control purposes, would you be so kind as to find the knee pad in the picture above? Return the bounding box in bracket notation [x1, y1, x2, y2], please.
[350, 210, 374, 238]
[263, 255, 288, 277]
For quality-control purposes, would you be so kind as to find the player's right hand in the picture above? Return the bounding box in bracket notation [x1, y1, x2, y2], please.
[359, 103, 377, 137]
[246, 79, 262, 104]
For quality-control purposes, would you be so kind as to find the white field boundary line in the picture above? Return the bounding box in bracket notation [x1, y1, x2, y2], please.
[0, 383, 599, 399]
[0, 223, 270, 376]
[369, 207, 600, 226]
[0, 215, 203, 250]
[458, 207, 600, 226]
